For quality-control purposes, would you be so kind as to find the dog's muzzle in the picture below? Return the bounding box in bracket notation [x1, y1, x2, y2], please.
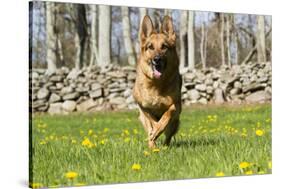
[151, 55, 166, 79]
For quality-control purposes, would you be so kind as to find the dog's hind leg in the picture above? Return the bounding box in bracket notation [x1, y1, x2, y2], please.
[164, 118, 179, 146]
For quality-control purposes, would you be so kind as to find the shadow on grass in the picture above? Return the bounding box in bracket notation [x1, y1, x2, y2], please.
[171, 137, 222, 149]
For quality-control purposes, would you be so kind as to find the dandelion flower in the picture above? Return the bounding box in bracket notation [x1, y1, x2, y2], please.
[132, 163, 141, 171]
[88, 129, 93, 135]
[215, 172, 225, 177]
[124, 129, 130, 135]
[239, 162, 250, 169]
[65, 171, 78, 179]
[245, 170, 253, 175]
[39, 140, 46, 145]
[133, 129, 138, 135]
[30, 183, 43, 188]
[82, 138, 91, 146]
[256, 129, 264, 136]
[124, 137, 130, 143]
[268, 161, 272, 169]
[100, 139, 106, 145]
[152, 148, 160, 153]
[143, 151, 150, 156]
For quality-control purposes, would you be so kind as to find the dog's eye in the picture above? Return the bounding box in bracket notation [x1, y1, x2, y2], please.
[161, 44, 168, 50]
[147, 44, 154, 50]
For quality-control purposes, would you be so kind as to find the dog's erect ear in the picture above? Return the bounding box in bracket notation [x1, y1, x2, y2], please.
[161, 16, 176, 44]
[140, 15, 154, 43]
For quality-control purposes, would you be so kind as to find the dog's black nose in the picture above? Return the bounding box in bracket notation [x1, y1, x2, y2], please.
[153, 55, 161, 64]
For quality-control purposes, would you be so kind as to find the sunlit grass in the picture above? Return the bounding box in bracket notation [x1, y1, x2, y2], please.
[30, 104, 272, 188]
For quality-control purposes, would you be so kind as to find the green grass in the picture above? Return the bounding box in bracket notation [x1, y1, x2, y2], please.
[30, 104, 272, 188]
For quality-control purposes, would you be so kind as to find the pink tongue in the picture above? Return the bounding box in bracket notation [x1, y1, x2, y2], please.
[153, 69, 162, 78]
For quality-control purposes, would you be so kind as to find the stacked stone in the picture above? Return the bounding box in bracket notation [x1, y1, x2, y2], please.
[31, 62, 272, 114]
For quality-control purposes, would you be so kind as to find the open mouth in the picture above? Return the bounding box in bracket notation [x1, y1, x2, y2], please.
[151, 59, 165, 79]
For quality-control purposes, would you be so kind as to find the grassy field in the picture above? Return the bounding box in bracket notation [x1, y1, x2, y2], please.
[30, 104, 272, 188]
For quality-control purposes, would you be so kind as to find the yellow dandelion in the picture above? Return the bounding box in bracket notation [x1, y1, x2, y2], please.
[143, 151, 150, 156]
[255, 129, 264, 136]
[100, 139, 106, 145]
[132, 163, 141, 171]
[245, 170, 253, 175]
[65, 171, 78, 179]
[88, 129, 93, 135]
[82, 138, 91, 146]
[133, 129, 138, 135]
[103, 128, 109, 133]
[239, 162, 250, 169]
[30, 183, 43, 188]
[50, 135, 54, 140]
[268, 161, 272, 169]
[39, 140, 46, 145]
[152, 148, 160, 153]
[124, 137, 130, 143]
[215, 172, 225, 177]
[124, 129, 130, 135]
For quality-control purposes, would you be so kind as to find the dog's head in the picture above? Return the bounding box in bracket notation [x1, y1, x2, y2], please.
[139, 15, 177, 80]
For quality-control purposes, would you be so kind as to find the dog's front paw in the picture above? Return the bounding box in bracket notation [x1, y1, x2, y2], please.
[148, 140, 156, 149]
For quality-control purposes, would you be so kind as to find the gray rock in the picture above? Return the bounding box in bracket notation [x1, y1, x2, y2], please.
[31, 72, 39, 79]
[62, 100, 76, 112]
[48, 103, 63, 115]
[243, 83, 266, 93]
[198, 98, 208, 105]
[49, 93, 61, 103]
[109, 97, 125, 105]
[234, 81, 242, 89]
[76, 86, 89, 93]
[56, 83, 64, 90]
[245, 91, 271, 103]
[230, 88, 241, 96]
[37, 88, 50, 99]
[106, 71, 126, 78]
[89, 89, 102, 98]
[62, 92, 79, 100]
[32, 100, 47, 109]
[125, 95, 135, 104]
[184, 72, 196, 81]
[50, 75, 63, 82]
[181, 86, 187, 93]
[91, 83, 102, 91]
[206, 86, 213, 94]
[195, 84, 207, 92]
[60, 86, 73, 95]
[214, 88, 225, 104]
[123, 89, 132, 97]
[188, 89, 200, 101]
[76, 99, 98, 112]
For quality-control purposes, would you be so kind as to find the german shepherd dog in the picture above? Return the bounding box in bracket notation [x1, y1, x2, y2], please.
[133, 15, 182, 148]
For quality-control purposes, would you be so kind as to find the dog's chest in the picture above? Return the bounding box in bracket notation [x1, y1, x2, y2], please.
[140, 87, 173, 111]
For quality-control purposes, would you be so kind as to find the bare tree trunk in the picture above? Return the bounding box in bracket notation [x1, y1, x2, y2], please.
[98, 5, 111, 67]
[73, 32, 80, 70]
[188, 11, 195, 69]
[226, 14, 231, 66]
[139, 8, 147, 21]
[234, 30, 239, 64]
[200, 22, 207, 70]
[257, 15, 266, 63]
[179, 10, 188, 70]
[89, 5, 99, 66]
[152, 9, 161, 31]
[121, 7, 136, 66]
[46, 2, 57, 74]
[220, 13, 225, 66]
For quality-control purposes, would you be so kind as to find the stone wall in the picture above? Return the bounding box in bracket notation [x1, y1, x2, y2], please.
[31, 62, 272, 114]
